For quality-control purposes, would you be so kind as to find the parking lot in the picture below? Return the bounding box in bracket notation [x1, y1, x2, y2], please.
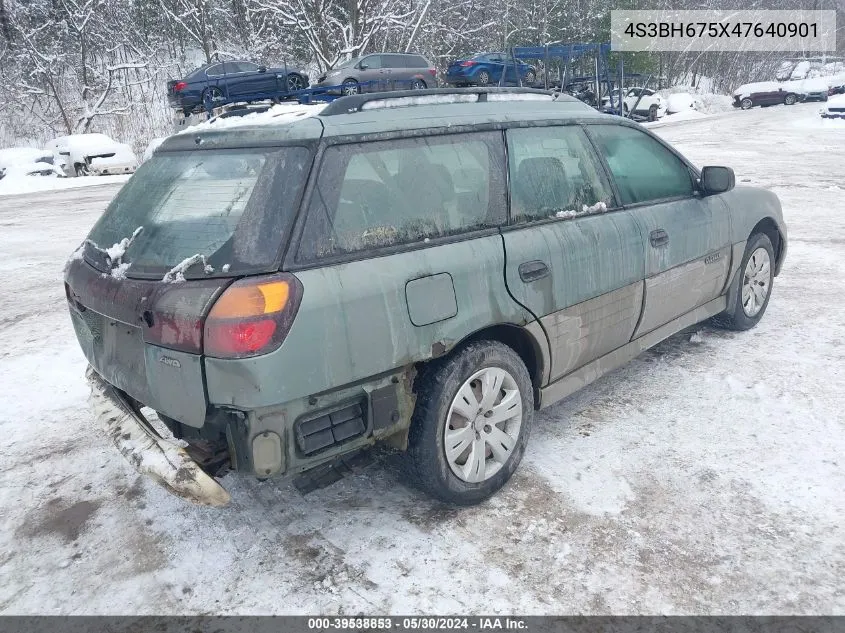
[1, 102, 843, 615]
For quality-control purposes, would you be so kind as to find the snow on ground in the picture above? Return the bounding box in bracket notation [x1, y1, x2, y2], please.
[1, 102, 844, 615]
[0, 174, 131, 197]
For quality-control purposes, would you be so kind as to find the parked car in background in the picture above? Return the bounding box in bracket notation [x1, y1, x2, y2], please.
[65, 88, 786, 509]
[313, 53, 437, 95]
[0, 147, 64, 180]
[782, 77, 831, 102]
[445, 52, 536, 87]
[821, 93, 845, 119]
[621, 87, 666, 119]
[732, 82, 799, 109]
[826, 75, 845, 96]
[167, 60, 310, 114]
[46, 134, 137, 177]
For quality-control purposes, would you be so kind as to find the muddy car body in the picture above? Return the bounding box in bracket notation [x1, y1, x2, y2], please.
[65, 88, 787, 507]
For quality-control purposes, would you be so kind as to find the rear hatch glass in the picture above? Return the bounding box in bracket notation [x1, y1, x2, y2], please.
[83, 146, 310, 280]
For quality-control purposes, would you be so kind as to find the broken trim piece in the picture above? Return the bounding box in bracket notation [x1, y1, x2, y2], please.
[86, 366, 231, 507]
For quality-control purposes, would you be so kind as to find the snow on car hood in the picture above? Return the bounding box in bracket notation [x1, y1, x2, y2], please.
[733, 82, 782, 98]
[0, 147, 55, 166]
[0, 161, 63, 178]
[782, 77, 831, 94]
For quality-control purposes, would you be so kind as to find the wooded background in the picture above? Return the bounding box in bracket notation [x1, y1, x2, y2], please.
[0, 0, 842, 150]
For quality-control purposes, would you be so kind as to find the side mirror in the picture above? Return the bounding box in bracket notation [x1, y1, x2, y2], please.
[700, 166, 735, 195]
[358, 63, 369, 70]
[258, 65, 267, 73]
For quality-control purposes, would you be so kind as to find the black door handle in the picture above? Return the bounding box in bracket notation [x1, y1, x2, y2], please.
[650, 229, 669, 247]
[518, 260, 550, 283]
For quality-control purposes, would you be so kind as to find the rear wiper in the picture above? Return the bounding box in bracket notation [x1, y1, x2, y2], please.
[83, 226, 144, 270]
[162, 254, 214, 283]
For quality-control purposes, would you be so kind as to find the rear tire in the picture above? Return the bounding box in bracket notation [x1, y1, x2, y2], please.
[713, 233, 775, 331]
[74, 163, 88, 177]
[524, 70, 536, 85]
[403, 340, 533, 505]
[411, 79, 426, 90]
[784, 93, 797, 105]
[476, 70, 490, 86]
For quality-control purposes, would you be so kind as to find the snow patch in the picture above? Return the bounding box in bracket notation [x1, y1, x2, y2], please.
[104, 226, 144, 263]
[553, 200, 608, 220]
[0, 173, 130, 197]
[178, 103, 326, 134]
[162, 254, 213, 283]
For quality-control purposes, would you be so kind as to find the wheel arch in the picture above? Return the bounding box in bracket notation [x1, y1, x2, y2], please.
[750, 217, 785, 276]
[418, 323, 546, 407]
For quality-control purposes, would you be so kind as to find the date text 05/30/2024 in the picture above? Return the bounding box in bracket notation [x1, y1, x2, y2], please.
[307, 617, 528, 630]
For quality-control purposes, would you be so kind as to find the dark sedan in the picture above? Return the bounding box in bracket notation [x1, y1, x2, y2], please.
[444, 52, 536, 87]
[167, 60, 309, 114]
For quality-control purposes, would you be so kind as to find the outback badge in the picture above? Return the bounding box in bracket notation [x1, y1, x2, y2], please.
[159, 356, 181, 368]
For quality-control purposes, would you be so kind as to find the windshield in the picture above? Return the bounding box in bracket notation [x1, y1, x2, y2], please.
[84, 146, 310, 279]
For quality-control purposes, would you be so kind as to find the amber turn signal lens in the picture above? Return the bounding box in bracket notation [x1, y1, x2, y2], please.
[209, 281, 290, 319]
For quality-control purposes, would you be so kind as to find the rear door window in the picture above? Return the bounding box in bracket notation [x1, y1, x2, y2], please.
[236, 61, 259, 73]
[297, 132, 506, 261]
[588, 125, 695, 205]
[84, 147, 311, 278]
[381, 54, 403, 69]
[206, 64, 224, 77]
[506, 126, 614, 223]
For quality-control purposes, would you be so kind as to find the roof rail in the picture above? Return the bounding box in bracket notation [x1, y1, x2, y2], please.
[319, 87, 561, 116]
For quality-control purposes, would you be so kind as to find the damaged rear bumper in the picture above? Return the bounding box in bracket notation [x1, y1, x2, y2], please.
[86, 366, 230, 507]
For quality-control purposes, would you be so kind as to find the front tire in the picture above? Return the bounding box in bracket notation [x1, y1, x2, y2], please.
[741, 98, 753, 109]
[411, 79, 426, 90]
[342, 79, 360, 96]
[74, 163, 88, 177]
[524, 70, 536, 85]
[713, 233, 775, 331]
[403, 341, 533, 505]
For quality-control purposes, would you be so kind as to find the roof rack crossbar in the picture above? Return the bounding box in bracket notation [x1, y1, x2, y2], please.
[318, 87, 557, 116]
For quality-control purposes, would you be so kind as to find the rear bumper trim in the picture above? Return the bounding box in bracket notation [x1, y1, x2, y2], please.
[86, 366, 230, 507]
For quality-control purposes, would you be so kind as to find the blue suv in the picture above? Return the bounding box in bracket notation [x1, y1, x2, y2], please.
[445, 53, 536, 87]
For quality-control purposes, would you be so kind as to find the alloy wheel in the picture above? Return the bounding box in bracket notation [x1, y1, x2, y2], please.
[287, 74, 305, 92]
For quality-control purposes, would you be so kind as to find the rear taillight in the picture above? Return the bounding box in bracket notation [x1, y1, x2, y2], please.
[203, 273, 303, 359]
[142, 280, 228, 354]
[173, 81, 187, 92]
[460, 61, 476, 67]
[428, 68, 437, 76]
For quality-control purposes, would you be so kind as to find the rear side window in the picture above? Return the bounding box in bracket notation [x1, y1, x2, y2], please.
[297, 133, 506, 261]
[404, 55, 428, 68]
[507, 126, 613, 223]
[589, 125, 694, 204]
[85, 147, 310, 278]
[381, 55, 403, 68]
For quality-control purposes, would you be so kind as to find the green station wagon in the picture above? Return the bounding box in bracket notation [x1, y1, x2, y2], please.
[65, 88, 787, 507]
